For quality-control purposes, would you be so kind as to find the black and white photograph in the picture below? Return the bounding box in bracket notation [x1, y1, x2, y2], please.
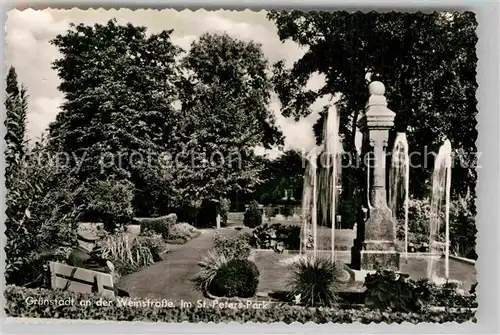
[3, 8, 481, 324]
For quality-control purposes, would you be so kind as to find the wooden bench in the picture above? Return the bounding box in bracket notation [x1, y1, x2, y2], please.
[49, 261, 115, 298]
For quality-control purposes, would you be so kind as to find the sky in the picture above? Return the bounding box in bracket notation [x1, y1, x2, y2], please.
[5, 8, 335, 157]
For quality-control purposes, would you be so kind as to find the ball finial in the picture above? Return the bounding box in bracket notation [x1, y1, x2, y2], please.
[369, 81, 385, 96]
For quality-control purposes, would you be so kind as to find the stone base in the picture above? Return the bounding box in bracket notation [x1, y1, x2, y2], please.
[350, 205, 400, 271]
[358, 250, 400, 271]
[351, 240, 401, 271]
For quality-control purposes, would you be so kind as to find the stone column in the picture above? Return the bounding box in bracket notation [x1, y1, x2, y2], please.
[351, 81, 400, 271]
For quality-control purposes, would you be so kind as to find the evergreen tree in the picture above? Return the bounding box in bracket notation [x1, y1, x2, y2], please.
[4, 66, 28, 190]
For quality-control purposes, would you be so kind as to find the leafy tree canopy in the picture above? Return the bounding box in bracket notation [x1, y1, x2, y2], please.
[171, 33, 284, 208]
[49, 19, 182, 182]
[47, 22, 284, 217]
[268, 11, 478, 198]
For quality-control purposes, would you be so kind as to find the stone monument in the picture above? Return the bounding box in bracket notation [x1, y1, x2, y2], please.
[351, 81, 401, 271]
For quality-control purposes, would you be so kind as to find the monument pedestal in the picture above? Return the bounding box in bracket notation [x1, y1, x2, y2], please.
[351, 208, 401, 271]
[349, 81, 401, 272]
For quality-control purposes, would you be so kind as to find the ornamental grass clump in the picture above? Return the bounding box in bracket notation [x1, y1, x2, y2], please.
[192, 250, 229, 293]
[287, 256, 342, 307]
[97, 233, 154, 276]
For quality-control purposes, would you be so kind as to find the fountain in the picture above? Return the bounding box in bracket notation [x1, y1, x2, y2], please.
[351, 81, 400, 271]
[321, 104, 342, 260]
[389, 132, 410, 261]
[427, 139, 452, 280]
[300, 104, 342, 260]
[300, 148, 317, 255]
[266, 82, 475, 293]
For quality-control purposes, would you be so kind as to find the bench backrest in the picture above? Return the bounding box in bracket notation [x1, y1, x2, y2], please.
[49, 261, 115, 298]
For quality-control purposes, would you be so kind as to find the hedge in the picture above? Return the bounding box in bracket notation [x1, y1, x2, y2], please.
[135, 214, 177, 239]
[4, 286, 476, 324]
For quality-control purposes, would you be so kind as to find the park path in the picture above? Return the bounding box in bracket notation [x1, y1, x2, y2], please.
[117, 229, 217, 301]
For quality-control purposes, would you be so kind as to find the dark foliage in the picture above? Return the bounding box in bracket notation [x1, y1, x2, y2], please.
[213, 233, 251, 260]
[5, 132, 83, 287]
[208, 259, 260, 298]
[364, 270, 421, 312]
[268, 11, 478, 200]
[48, 22, 283, 221]
[364, 270, 477, 312]
[81, 179, 134, 231]
[5, 285, 476, 323]
[251, 223, 301, 251]
[254, 149, 305, 205]
[136, 214, 177, 240]
[243, 200, 263, 228]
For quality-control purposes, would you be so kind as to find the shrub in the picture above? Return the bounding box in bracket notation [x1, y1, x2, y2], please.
[251, 223, 301, 251]
[363, 270, 477, 312]
[396, 198, 444, 246]
[95, 233, 155, 276]
[5, 141, 83, 287]
[449, 194, 477, 260]
[287, 257, 342, 307]
[251, 223, 273, 248]
[5, 285, 476, 323]
[364, 270, 420, 312]
[208, 259, 260, 298]
[193, 250, 229, 293]
[137, 213, 177, 239]
[239, 231, 254, 245]
[83, 179, 134, 231]
[395, 195, 477, 259]
[213, 232, 251, 260]
[275, 224, 301, 250]
[220, 198, 231, 227]
[243, 200, 262, 228]
[413, 278, 477, 308]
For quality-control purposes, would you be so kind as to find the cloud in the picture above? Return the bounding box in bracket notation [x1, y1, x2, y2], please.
[5, 9, 327, 153]
[6, 9, 70, 139]
[28, 97, 64, 140]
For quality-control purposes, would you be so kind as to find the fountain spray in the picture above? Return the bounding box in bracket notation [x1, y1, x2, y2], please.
[389, 132, 410, 262]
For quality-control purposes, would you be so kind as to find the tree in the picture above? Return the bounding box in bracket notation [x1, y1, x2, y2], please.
[173, 33, 284, 216]
[49, 20, 182, 183]
[4, 66, 28, 190]
[268, 11, 478, 200]
[48, 20, 186, 219]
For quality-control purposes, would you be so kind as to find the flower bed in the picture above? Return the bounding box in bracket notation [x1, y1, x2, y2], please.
[5, 286, 476, 323]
